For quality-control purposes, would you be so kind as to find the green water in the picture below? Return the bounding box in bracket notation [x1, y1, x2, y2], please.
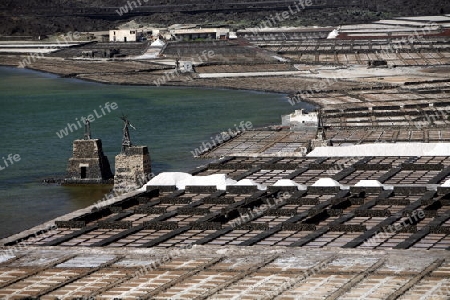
[0, 66, 314, 239]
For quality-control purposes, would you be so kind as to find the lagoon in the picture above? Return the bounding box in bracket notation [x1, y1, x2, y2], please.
[0, 66, 314, 238]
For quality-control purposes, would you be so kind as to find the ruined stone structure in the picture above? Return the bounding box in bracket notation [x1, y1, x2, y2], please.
[114, 116, 152, 192]
[310, 131, 332, 149]
[114, 146, 152, 192]
[311, 111, 331, 149]
[65, 139, 113, 183]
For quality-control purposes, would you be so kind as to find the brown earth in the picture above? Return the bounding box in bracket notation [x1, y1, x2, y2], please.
[0, 54, 375, 102]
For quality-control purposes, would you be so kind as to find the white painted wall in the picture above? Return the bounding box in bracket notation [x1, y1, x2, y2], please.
[109, 30, 140, 42]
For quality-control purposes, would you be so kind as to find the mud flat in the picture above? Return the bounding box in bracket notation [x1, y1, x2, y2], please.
[0, 54, 379, 104]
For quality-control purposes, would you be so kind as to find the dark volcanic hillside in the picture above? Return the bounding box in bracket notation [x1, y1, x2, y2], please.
[1, 0, 449, 36]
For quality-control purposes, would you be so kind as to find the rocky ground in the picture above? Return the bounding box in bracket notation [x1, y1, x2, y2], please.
[1, 0, 449, 37]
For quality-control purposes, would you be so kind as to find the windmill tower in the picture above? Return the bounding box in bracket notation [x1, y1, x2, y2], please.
[65, 120, 113, 184]
[120, 115, 134, 152]
[311, 109, 331, 150]
[114, 115, 152, 192]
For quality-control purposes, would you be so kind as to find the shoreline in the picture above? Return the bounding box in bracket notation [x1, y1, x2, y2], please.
[0, 62, 327, 109]
[0, 63, 291, 94]
[0, 54, 370, 109]
[5, 54, 445, 111]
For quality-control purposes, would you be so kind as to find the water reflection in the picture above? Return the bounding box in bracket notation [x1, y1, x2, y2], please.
[62, 184, 114, 208]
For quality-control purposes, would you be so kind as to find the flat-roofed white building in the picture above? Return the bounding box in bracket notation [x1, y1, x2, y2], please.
[170, 28, 230, 40]
[109, 29, 143, 42]
[282, 109, 319, 131]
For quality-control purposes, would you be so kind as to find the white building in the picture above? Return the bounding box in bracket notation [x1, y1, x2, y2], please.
[109, 29, 143, 42]
[170, 28, 230, 41]
[282, 110, 319, 131]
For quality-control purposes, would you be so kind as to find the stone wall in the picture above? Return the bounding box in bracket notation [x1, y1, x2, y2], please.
[66, 139, 113, 181]
[114, 146, 151, 192]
